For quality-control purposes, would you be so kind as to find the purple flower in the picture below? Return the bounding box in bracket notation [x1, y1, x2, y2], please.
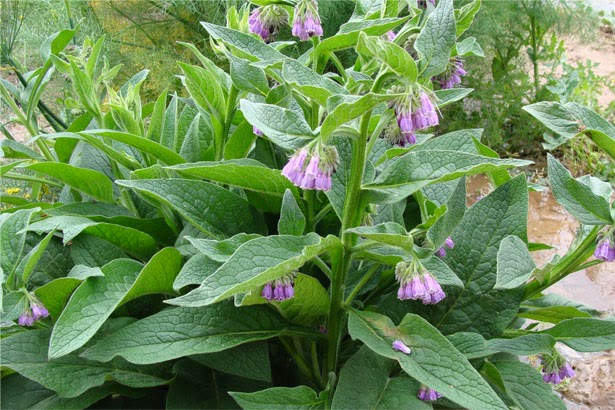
[421, 273, 446, 305]
[392, 340, 412, 354]
[444, 237, 455, 249]
[18, 310, 34, 326]
[396, 111, 416, 145]
[594, 236, 615, 262]
[438, 59, 467, 89]
[385, 31, 396, 42]
[411, 92, 439, 130]
[282, 149, 309, 186]
[31, 303, 49, 320]
[262, 282, 273, 300]
[263, 275, 296, 302]
[418, 387, 442, 402]
[292, 1, 323, 41]
[282, 147, 337, 192]
[249, 6, 289, 43]
[541, 355, 575, 384]
[436, 236, 455, 257]
[253, 126, 264, 136]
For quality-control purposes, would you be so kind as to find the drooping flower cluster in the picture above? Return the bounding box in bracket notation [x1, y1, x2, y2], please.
[18, 295, 49, 326]
[594, 231, 615, 262]
[541, 353, 575, 385]
[391, 90, 439, 146]
[392, 340, 412, 355]
[248, 5, 289, 43]
[262, 273, 297, 302]
[292, 0, 323, 41]
[282, 145, 338, 191]
[395, 260, 446, 304]
[435, 236, 455, 257]
[418, 386, 443, 402]
[437, 58, 467, 89]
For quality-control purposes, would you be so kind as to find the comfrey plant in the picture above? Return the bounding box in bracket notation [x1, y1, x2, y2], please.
[1, 0, 614, 409]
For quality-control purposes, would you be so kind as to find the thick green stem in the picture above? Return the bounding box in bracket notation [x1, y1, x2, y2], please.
[524, 225, 600, 299]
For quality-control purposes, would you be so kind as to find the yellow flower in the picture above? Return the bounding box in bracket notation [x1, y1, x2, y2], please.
[5, 187, 21, 195]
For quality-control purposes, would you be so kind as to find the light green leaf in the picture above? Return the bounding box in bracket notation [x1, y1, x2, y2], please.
[456, 36, 484, 57]
[316, 17, 409, 54]
[517, 306, 591, 324]
[229, 55, 269, 95]
[34, 278, 82, 319]
[231, 386, 323, 410]
[0, 329, 170, 398]
[495, 236, 536, 289]
[173, 253, 222, 291]
[346, 222, 413, 250]
[348, 310, 507, 410]
[276, 274, 330, 326]
[240, 100, 314, 150]
[202, 23, 286, 61]
[26, 163, 113, 202]
[167, 234, 340, 307]
[116, 178, 262, 238]
[415, 0, 457, 78]
[455, 0, 481, 37]
[356, 32, 418, 82]
[282, 60, 347, 106]
[547, 154, 613, 224]
[0, 208, 39, 278]
[434, 87, 474, 108]
[278, 189, 306, 236]
[167, 159, 298, 197]
[540, 318, 615, 352]
[82, 302, 308, 364]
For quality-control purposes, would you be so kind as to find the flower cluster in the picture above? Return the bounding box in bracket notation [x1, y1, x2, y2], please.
[282, 145, 338, 191]
[262, 273, 297, 302]
[18, 296, 49, 326]
[594, 232, 615, 262]
[248, 5, 289, 43]
[392, 340, 412, 354]
[391, 90, 439, 146]
[292, 0, 323, 41]
[541, 354, 575, 385]
[437, 58, 467, 89]
[435, 236, 455, 257]
[395, 260, 446, 304]
[418, 386, 442, 402]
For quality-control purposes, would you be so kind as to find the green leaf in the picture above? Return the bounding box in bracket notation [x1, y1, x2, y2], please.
[17, 230, 56, 285]
[26, 163, 113, 202]
[455, 0, 481, 37]
[547, 154, 613, 224]
[436, 175, 529, 337]
[179, 62, 226, 124]
[167, 159, 298, 197]
[167, 234, 340, 307]
[282, 60, 347, 106]
[456, 36, 484, 57]
[192, 342, 271, 383]
[356, 33, 418, 82]
[425, 177, 466, 248]
[161, 93, 179, 149]
[0, 140, 45, 160]
[316, 18, 409, 54]
[324, 137, 352, 221]
[276, 274, 330, 326]
[540, 318, 615, 352]
[365, 150, 531, 204]
[278, 189, 306, 236]
[1, 373, 118, 410]
[495, 236, 536, 289]
[492, 360, 566, 410]
[202, 23, 286, 61]
[187, 233, 262, 263]
[34, 278, 82, 319]
[333, 347, 430, 410]
[173, 253, 222, 291]
[0, 208, 39, 278]
[0, 329, 170, 398]
[116, 178, 262, 238]
[434, 87, 474, 108]
[49, 249, 181, 358]
[348, 310, 507, 410]
[82, 301, 308, 364]
[320, 93, 394, 141]
[240, 100, 314, 150]
[346, 222, 413, 250]
[517, 306, 591, 324]
[40, 28, 76, 60]
[231, 386, 323, 410]
[415, 0, 457, 78]
[523, 101, 615, 157]
[229, 55, 269, 95]
[225, 120, 257, 160]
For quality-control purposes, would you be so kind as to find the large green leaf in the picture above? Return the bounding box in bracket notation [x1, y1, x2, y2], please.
[433, 175, 529, 337]
[316, 18, 409, 54]
[540, 318, 615, 352]
[275, 274, 330, 326]
[167, 234, 340, 307]
[282, 60, 347, 106]
[523, 101, 615, 157]
[494, 235, 536, 289]
[179, 62, 226, 124]
[116, 178, 262, 238]
[415, 0, 457, 78]
[278, 189, 306, 236]
[26, 163, 113, 202]
[229, 54, 269, 95]
[202, 23, 286, 61]
[240, 100, 314, 150]
[191, 342, 271, 383]
[0, 208, 39, 279]
[81, 302, 309, 364]
[365, 150, 530, 203]
[356, 32, 418, 83]
[167, 159, 298, 197]
[230, 386, 324, 410]
[173, 253, 222, 291]
[547, 154, 613, 224]
[0, 329, 169, 398]
[348, 310, 507, 410]
[332, 347, 430, 410]
[49, 249, 181, 358]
